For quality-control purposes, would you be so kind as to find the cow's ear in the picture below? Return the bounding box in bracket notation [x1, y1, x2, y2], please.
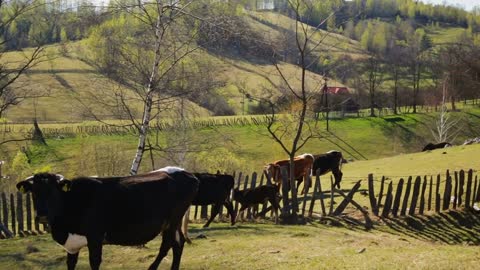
[58, 180, 72, 192]
[17, 177, 33, 193]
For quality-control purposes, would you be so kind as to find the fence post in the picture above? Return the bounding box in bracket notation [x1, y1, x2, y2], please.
[453, 171, 458, 209]
[472, 176, 478, 205]
[443, 175, 452, 211]
[400, 176, 412, 216]
[409, 176, 421, 216]
[333, 180, 361, 216]
[427, 176, 433, 211]
[476, 176, 480, 203]
[465, 169, 473, 208]
[435, 174, 441, 213]
[419, 177, 427, 215]
[240, 175, 250, 220]
[233, 172, 243, 216]
[391, 178, 404, 217]
[247, 173, 257, 219]
[1, 193, 7, 233]
[368, 174, 378, 216]
[377, 176, 385, 208]
[381, 182, 394, 218]
[10, 194, 16, 236]
[17, 193, 24, 235]
[458, 170, 465, 207]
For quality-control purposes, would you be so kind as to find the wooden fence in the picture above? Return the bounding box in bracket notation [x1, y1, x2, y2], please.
[368, 169, 480, 218]
[2, 169, 478, 239]
[0, 192, 48, 239]
[0, 116, 272, 138]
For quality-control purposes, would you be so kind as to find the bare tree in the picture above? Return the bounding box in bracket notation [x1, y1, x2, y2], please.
[431, 73, 461, 143]
[0, 0, 47, 118]
[79, 0, 218, 174]
[260, 0, 337, 222]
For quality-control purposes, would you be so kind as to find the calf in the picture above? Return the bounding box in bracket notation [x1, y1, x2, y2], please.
[233, 185, 280, 224]
[16, 167, 199, 270]
[182, 173, 235, 243]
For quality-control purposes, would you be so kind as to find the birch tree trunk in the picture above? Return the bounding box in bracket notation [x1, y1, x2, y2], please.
[130, 3, 164, 175]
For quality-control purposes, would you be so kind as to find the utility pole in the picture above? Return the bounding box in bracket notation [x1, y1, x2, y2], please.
[323, 78, 329, 131]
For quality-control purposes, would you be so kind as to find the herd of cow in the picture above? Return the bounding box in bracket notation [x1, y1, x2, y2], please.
[14, 151, 346, 270]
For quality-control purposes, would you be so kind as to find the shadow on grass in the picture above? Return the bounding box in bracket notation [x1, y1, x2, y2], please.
[380, 209, 480, 245]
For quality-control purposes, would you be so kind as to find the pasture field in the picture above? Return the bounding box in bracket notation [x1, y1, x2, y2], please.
[1, 218, 479, 270]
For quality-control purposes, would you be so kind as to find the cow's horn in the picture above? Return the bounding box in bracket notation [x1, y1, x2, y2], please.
[56, 174, 65, 181]
[25, 175, 34, 183]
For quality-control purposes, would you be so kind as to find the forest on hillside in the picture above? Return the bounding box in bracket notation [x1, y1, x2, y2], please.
[0, 0, 479, 120]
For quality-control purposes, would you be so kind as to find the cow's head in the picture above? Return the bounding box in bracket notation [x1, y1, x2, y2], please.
[17, 173, 70, 224]
[264, 163, 282, 184]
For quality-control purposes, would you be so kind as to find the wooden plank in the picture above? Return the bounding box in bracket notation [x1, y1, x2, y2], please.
[435, 174, 441, 213]
[427, 176, 433, 211]
[377, 176, 386, 208]
[465, 169, 473, 208]
[400, 176, 412, 216]
[409, 176, 422, 216]
[453, 172, 458, 209]
[381, 182, 394, 218]
[419, 177, 428, 215]
[443, 175, 452, 211]
[333, 180, 361, 215]
[391, 178, 404, 217]
[368, 174, 378, 216]
[17, 193, 24, 235]
[26, 193, 32, 232]
[317, 171, 326, 216]
[10, 194, 16, 235]
[458, 170, 465, 207]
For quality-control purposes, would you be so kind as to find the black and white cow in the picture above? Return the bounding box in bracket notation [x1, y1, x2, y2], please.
[312, 150, 347, 189]
[16, 167, 199, 270]
[182, 173, 236, 243]
[422, 142, 452, 151]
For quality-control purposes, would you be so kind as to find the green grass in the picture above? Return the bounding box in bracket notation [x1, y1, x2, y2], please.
[1, 218, 479, 270]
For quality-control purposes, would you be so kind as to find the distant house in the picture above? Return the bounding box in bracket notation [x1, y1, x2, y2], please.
[326, 86, 349, 95]
[338, 98, 360, 116]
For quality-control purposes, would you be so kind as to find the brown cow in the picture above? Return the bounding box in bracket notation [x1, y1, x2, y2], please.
[264, 153, 314, 194]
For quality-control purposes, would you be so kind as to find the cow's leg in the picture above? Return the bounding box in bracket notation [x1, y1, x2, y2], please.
[148, 227, 175, 270]
[268, 197, 280, 224]
[182, 206, 192, 244]
[86, 239, 103, 270]
[66, 252, 79, 270]
[332, 169, 343, 189]
[238, 205, 248, 221]
[204, 203, 221, 228]
[170, 227, 186, 270]
[224, 200, 236, 225]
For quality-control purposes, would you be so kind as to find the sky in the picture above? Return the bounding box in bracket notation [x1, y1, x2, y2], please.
[423, 0, 479, 11]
